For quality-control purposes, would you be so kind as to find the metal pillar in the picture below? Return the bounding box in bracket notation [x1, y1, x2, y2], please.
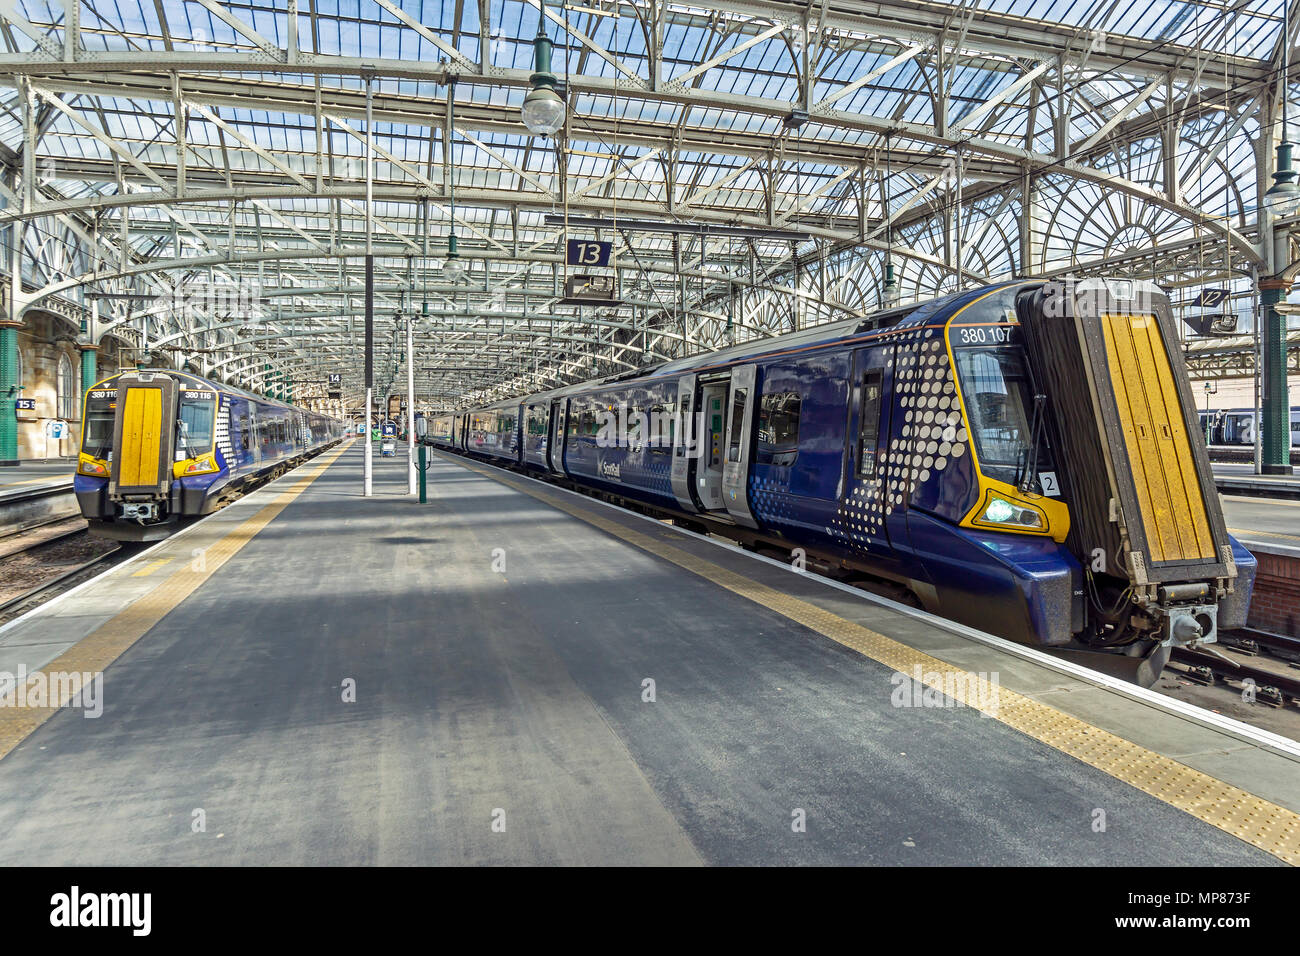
[364, 255, 374, 497]
[1, 216, 21, 467]
[406, 312, 416, 495]
[80, 344, 98, 395]
[417, 443, 427, 503]
[363, 75, 374, 497]
[0, 322, 19, 466]
[1258, 278, 1294, 474]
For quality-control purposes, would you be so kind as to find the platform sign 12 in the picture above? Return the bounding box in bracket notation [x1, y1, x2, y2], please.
[566, 239, 612, 267]
[1192, 288, 1228, 308]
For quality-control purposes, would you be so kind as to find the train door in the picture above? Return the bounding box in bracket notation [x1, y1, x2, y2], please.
[248, 406, 262, 463]
[721, 364, 758, 528]
[696, 377, 729, 511]
[669, 374, 701, 511]
[108, 372, 178, 500]
[547, 400, 565, 474]
[841, 347, 894, 553]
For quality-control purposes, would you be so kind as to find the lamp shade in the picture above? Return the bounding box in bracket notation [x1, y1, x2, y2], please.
[522, 85, 566, 136]
[442, 255, 466, 281]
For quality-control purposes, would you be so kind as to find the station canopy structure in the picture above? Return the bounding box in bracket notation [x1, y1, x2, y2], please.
[0, 0, 1296, 410]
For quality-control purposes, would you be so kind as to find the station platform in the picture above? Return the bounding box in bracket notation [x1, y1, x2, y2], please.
[0, 460, 73, 494]
[1214, 463, 1300, 500]
[0, 438, 1296, 865]
[1220, 494, 1300, 555]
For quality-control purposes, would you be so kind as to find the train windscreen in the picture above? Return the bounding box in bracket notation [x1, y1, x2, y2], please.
[81, 388, 116, 460]
[177, 394, 216, 458]
[952, 342, 1054, 486]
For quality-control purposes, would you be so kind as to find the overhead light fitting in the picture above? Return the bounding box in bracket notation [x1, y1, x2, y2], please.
[443, 234, 466, 281]
[521, 1, 566, 137]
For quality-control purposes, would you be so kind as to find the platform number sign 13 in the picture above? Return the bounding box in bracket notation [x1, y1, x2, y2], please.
[566, 239, 612, 268]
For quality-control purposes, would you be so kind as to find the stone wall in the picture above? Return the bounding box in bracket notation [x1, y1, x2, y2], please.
[15, 311, 127, 461]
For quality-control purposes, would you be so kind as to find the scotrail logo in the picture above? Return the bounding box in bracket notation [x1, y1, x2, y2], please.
[50, 887, 151, 936]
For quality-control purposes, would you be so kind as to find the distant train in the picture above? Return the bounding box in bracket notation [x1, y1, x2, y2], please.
[1196, 406, 1300, 447]
[429, 278, 1256, 686]
[75, 369, 345, 540]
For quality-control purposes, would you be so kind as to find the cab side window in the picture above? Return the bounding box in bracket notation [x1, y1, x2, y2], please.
[858, 370, 883, 478]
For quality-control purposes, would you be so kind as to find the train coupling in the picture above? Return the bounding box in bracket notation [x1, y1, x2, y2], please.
[120, 502, 160, 522]
[1156, 583, 1218, 648]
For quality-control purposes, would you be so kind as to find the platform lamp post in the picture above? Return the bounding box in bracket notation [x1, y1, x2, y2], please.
[363, 76, 375, 497]
[404, 307, 416, 495]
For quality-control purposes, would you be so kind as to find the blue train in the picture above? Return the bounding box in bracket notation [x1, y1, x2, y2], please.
[430, 278, 1256, 684]
[1196, 406, 1300, 448]
[75, 369, 345, 540]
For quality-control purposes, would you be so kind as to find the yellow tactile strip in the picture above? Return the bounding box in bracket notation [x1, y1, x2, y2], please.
[0, 440, 353, 763]
[446, 453, 1300, 865]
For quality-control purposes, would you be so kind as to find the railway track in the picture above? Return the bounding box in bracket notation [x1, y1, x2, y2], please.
[0, 517, 129, 626]
[1157, 627, 1300, 737]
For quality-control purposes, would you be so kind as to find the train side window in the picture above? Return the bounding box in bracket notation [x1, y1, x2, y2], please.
[675, 392, 692, 457]
[648, 398, 675, 454]
[240, 414, 250, 450]
[756, 391, 801, 467]
[727, 388, 748, 463]
[858, 370, 883, 478]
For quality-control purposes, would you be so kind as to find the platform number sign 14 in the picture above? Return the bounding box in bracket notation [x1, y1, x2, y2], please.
[566, 239, 612, 268]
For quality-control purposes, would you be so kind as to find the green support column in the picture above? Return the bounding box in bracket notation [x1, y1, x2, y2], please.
[80, 345, 98, 395]
[0, 322, 19, 466]
[1259, 278, 1294, 475]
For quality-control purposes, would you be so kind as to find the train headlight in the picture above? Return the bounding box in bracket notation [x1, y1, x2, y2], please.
[979, 492, 1045, 530]
[173, 454, 219, 478]
[78, 454, 108, 477]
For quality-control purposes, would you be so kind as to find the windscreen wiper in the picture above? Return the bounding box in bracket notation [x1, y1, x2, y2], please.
[1018, 393, 1047, 494]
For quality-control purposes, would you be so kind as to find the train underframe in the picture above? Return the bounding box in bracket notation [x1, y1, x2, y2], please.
[80, 447, 334, 542]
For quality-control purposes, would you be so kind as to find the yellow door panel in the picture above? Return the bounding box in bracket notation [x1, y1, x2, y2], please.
[1102, 314, 1215, 562]
[119, 387, 162, 487]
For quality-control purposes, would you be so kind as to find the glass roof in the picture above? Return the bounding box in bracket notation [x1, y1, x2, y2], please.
[0, 0, 1287, 402]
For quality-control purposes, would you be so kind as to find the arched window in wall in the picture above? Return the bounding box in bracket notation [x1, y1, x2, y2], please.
[57, 352, 78, 420]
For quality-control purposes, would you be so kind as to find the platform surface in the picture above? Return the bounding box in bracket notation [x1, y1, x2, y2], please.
[0, 439, 1295, 866]
[1214, 463, 1300, 500]
[0, 460, 74, 493]
[1221, 494, 1300, 553]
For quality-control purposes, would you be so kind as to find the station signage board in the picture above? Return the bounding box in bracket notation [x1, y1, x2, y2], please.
[566, 239, 612, 267]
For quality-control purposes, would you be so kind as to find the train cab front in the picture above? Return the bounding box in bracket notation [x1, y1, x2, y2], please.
[76, 371, 213, 541]
[942, 279, 1252, 683]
